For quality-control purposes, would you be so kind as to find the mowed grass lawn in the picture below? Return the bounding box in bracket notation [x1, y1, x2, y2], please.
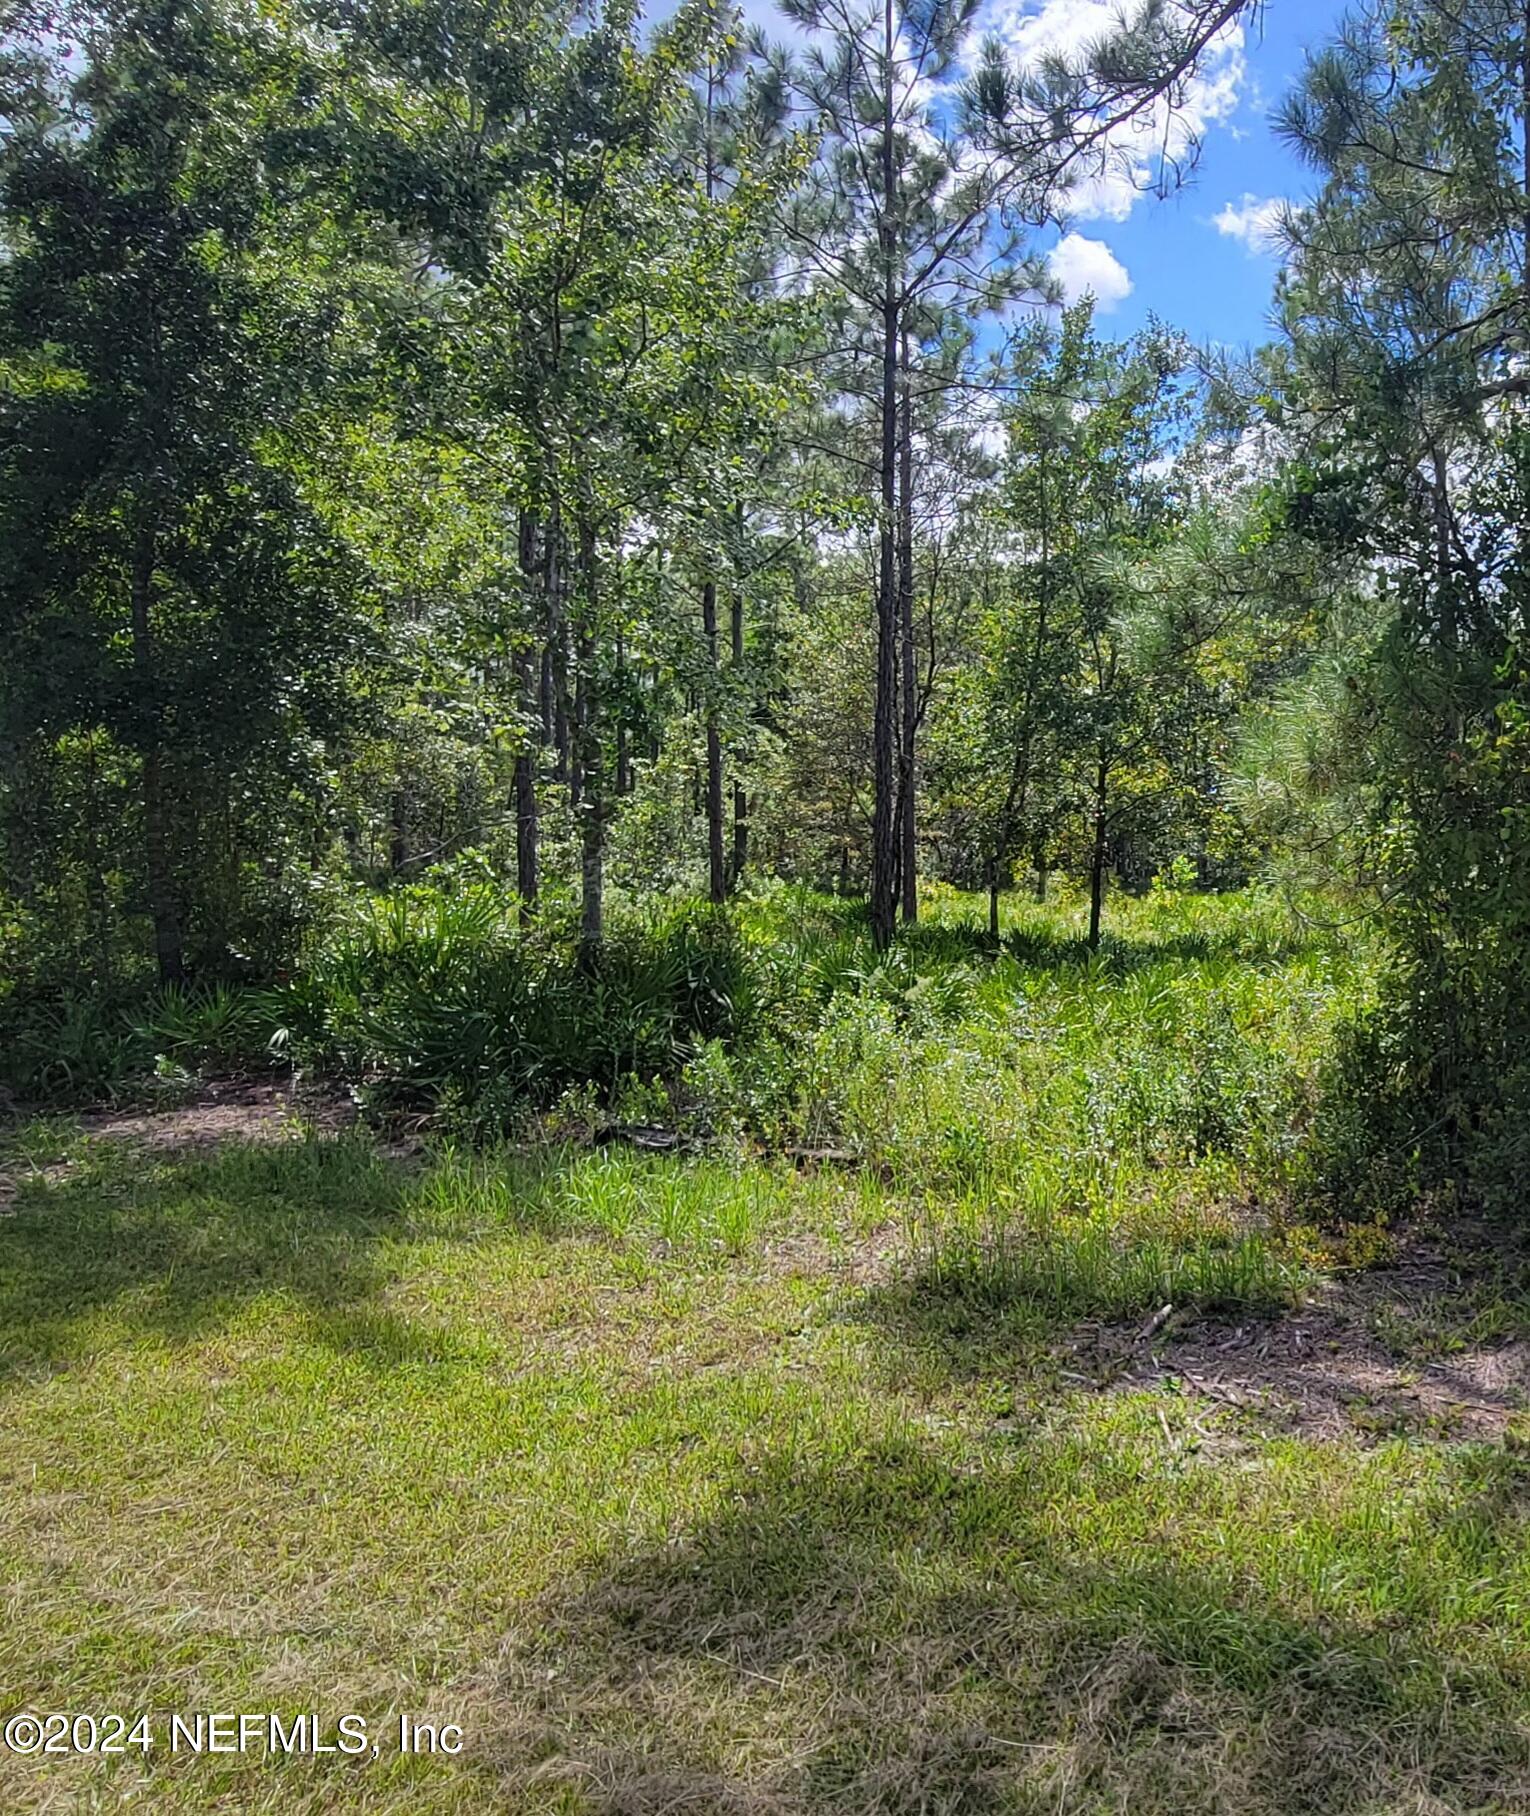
[1, 893, 1528, 1814]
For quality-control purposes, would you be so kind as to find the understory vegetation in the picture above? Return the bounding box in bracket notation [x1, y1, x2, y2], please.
[2, 882, 1372, 1241]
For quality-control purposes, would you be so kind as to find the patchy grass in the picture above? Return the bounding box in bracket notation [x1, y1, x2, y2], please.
[1, 891, 1527, 1814]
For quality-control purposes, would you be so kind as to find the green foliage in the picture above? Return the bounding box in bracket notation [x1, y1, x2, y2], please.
[0, 981, 285, 1103]
[1264, 0, 1530, 1212]
[277, 886, 753, 1122]
[926, 304, 1282, 930]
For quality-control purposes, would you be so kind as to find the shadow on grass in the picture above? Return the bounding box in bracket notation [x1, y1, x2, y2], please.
[844, 1229, 1302, 1396]
[0, 1131, 803, 1385]
[0, 1137, 411, 1382]
[897, 918, 1315, 976]
[484, 1435, 1530, 1816]
[0, 1134, 638, 1385]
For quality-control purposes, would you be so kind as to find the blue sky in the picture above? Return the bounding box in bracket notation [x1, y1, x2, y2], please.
[1076, 0, 1351, 348]
[733, 0, 1352, 352]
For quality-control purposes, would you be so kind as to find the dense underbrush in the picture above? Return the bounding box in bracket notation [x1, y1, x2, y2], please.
[0, 883, 1382, 1314]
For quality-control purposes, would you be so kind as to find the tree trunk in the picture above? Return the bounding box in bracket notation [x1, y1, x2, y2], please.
[702, 579, 726, 904]
[896, 327, 918, 922]
[575, 511, 603, 961]
[1088, 756, 1109, 951]
[515, 511, 540, 921]
[870, 0, 900, 951]
[131, 513, 184, 983]
[514, 748, 537, 921]
[548, 517, 571, 785]
[728, 567, 748, 891]
[731, 784, 749, 890]
[615, 626, 631, 796]
[571, 660, 585, 809]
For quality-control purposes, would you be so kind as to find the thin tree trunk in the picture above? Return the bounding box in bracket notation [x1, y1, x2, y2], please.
[548, 516, 571, 785]
[1088, 755, 1109, 951]
[731, 787, 749, 891]
[131, 512, 183, 983]
[729, 543, 748, 891]
[870, 0, 900, 951]
[897, 326, 917, 923]
[615, 625, 631, 797]
[514, 742, 537, 920]
[84, 733, 112, 991]
[571, 665, 585, 808]
[575, 511, 603, 960]
[515, 510, 540, 921]
[389, 791, 408, 875]
[701, 580, 726, 904]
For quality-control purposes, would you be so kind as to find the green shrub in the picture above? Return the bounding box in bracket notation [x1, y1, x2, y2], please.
[0, 981, 287, 1103]
[275, 886, 756, 1125]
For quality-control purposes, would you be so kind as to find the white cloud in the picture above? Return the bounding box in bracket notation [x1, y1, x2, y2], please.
[1048, 232, 1132, 310]
[972, 0, 1247, 225]
[974, 416, 1008, 459]
[1212, 193, 1287, 254]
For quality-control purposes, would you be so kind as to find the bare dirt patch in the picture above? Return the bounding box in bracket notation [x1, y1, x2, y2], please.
[75, 1078, 357, 1150]
[0, 1080, 359, 1211]
[1070, 1235, 1530, 1440]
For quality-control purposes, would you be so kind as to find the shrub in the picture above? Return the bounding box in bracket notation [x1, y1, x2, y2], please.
[275, 887, 756, 1124]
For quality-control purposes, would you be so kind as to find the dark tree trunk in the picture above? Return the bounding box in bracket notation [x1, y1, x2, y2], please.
[575, 512, 603, 961]
[515, 511, 540, 921]
[702, 580, 726, 904]
[131, 514, 183, 983]
[388, 791, 408, 876]
[731, 783, 749, 891]
[570, 629, 584, 810]
[83, 734, 112, 991]
[870, 0, 900, 952]
[897, 327, 917, 923]
[1088, 755, 1109, 951]
[514, 751, 537, 922]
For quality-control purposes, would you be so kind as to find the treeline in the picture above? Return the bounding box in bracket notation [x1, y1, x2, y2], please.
[2, 0, 1528, 1204]
[0, 0, 1258, 989]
